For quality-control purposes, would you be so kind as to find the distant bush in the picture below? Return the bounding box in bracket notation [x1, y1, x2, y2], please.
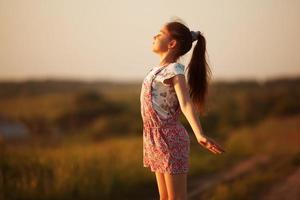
[0, 77, 299, 139]
[55, 91, 126, 132]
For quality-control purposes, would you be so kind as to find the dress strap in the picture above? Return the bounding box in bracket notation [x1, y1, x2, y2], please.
[149, 66, 165, 82]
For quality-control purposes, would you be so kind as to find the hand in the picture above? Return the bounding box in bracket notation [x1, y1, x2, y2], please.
[197, 136, 226, 154]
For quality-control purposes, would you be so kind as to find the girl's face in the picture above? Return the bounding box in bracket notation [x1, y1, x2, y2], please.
[152, 26, 173, 54]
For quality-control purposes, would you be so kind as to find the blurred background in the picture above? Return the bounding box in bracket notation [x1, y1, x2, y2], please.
[0, 0, 299, 199]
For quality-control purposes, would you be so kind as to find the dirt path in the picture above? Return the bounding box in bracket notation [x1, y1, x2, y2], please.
[261, 166, 300, 200]
[187, 154, 270, 199]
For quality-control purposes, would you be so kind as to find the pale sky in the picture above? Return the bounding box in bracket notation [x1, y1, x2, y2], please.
[0, 0, 299, 82]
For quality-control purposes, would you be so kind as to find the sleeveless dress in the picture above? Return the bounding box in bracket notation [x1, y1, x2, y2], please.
[140, 63, 190, 175]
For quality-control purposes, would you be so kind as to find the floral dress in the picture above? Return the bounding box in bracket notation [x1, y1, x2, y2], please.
[140, 62, 190, 174]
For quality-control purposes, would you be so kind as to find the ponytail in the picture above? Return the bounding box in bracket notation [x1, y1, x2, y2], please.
[165, 21, 212, 116]
[187, 33, 212, 116]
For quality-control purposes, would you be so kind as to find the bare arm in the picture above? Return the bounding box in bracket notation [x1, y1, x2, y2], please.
[166, 74, 225, 154]
[167, 74, 206, 141]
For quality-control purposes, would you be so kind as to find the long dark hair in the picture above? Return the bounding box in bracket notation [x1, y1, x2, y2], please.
[165, 21, 212, 116]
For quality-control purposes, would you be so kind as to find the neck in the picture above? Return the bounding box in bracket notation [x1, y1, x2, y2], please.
[158, 52, 176, 67]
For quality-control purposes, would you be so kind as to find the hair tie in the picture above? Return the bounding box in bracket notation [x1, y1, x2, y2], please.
[191, 31, 201, 42]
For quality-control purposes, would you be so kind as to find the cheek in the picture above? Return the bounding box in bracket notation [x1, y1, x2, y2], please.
[153, 37, 169, 51]
[159, 40, 169, 50]
[157, 38, 168, 46]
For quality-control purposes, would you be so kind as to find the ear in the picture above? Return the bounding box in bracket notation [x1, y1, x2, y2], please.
[168, 39, 177, 49]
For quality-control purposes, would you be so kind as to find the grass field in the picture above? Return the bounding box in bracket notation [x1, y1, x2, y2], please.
[1, 115, 299, 199]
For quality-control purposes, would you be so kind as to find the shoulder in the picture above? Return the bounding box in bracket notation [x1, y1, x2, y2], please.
[165, 62, 185, 73]
[158, 63, 185, 86]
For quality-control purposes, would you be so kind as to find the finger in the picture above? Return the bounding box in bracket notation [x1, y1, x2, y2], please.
[210, 148, 219, 154]
[210, 146, 223, 154]
[209, 148, 218, 154]
[209, 140, 221, 148]
[211, 143, 226, 152]
[214, 143, 225, 151]
[200, 140, 224, 154]
[206, 142, 217, 152]
[211, 145, 224, 153]
[200, 141, 214, 152]
[207, 146, 219, 154]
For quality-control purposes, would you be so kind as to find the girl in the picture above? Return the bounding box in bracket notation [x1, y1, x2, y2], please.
[140, 21, 225, 200]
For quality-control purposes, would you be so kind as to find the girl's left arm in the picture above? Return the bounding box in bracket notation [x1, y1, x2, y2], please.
[167, 74, 225, 154]
[171, 74, 207, 142]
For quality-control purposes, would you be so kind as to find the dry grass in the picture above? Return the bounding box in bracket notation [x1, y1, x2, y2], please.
[1, 115, 300, 199]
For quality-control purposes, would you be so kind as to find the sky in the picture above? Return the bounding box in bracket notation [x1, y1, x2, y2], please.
[0, 0, 299, 82]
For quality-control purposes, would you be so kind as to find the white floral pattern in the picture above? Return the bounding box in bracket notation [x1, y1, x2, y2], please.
[151, 63, 185, 119]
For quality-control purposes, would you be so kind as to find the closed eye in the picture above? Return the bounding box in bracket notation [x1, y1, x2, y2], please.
[154, 33, 161, 38]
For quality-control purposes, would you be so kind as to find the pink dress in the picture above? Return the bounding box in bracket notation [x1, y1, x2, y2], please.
[140, 63, 190, 175]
